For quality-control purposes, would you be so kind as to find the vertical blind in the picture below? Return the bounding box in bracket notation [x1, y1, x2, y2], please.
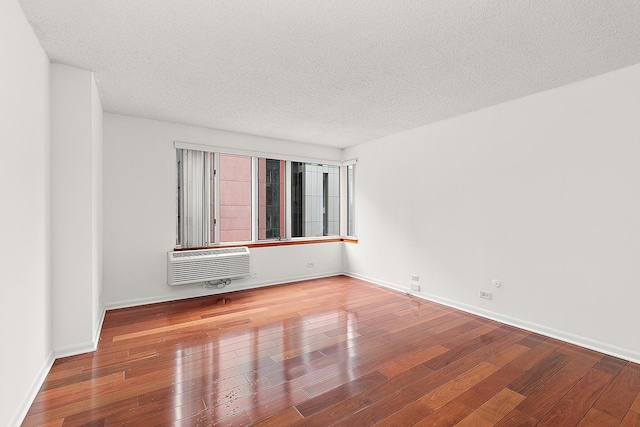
[177, 149, 209, 247]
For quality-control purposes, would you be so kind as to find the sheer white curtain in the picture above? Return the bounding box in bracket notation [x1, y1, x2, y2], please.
[178, 149, 209, 247]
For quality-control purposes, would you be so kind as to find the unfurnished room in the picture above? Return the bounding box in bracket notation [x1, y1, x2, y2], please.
[2, 1, 640, 426]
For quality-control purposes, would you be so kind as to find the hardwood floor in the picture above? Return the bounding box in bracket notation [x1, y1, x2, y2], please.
[23, 276, 640, 426]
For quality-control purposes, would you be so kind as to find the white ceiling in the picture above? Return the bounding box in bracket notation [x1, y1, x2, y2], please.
[18, 0, 640, 149]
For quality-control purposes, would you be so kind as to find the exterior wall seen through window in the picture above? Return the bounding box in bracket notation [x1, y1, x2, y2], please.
[291, 162, 339, 238]
[219, 154, 252, 243]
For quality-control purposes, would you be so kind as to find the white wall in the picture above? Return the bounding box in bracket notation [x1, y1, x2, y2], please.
[103, 113, 343, 308]
[50, 64, 104, 357]
[0, 1, 53, 425]
[344, 64, 640, 362]
[91, 76, 104, 338]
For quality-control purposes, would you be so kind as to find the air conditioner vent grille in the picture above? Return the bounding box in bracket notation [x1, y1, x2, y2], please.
[167, 247, 251, 286]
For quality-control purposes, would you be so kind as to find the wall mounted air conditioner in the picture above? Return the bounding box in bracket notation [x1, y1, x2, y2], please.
[167, 247, 251, 286]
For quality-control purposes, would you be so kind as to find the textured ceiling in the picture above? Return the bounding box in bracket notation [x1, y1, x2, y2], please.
[18, 0, 640, 148]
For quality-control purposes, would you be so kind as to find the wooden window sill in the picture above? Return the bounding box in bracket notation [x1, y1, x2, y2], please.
[175, 237, 357, 251]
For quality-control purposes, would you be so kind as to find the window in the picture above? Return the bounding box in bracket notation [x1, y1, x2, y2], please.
[258, 158, 286, 240]
[176, 149, 213, 247]
[291, 162, 339, 237]
[176, 146, 353, 248]
[219, 154, 252, 243]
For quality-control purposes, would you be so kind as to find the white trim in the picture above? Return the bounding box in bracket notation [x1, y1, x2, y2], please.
[344, 272, 640, 364]
[342, 158, 358, 166]
[92, 306, 106, 350]
[344, 163, 356, 238]
[174, 141, 343, 166]
[285, 160, 292, 240]
[213, 153, 220, 244]
[339, 165, 347, 237]
[251, 157, 258, 242]
[104, 271, 342, 311]
[54, 306, 106, 359]
[54, 340, 98, 359]
[10, 350, 55, 427]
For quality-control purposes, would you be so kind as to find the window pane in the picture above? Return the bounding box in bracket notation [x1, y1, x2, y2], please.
[219, 154, 252, 242]
[258, 158, 286, 240]
[176, 149, 211, 248]
[347, 164, 355, 236]
[291, 162, 339, 237]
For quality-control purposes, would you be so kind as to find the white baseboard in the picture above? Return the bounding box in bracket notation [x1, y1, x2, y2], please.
[54, 340, 98, 359]
[92, 305, 106, 348]
[345, 272, 640, 365]
[105, 271, 343, 311]
[10, 350, 55, 427]
[54, 306, 106, 359]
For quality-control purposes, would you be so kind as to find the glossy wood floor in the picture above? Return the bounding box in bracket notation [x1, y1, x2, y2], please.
[24, 276, 640, 426]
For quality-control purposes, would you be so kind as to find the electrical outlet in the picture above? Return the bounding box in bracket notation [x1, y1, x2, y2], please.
[480, 290, 492, 300]
[411, 274, 420, 281]
[410, 283, 421, 291]
[308, 262, 315, 268]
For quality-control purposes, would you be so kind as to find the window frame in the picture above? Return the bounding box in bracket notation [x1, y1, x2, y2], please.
[344, 160, 357, 238]
[174, 141, 356, 248]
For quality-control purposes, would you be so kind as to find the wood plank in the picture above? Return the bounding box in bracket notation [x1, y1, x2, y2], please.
[563, 348, 604, 378]
[246, 389, 310, 423]
[251, 407, 303, 426]
[377, 345, 448, 378]
[594, 363, 640, 419]
[413, 400, 473, 427]
[631, 392, 640, 413]
[507, 351, 572, 396]
[455, 362, 526, 410]
[516, 370, 581, 420]
[329, 388, 425, 427]
[364, 363, 434, 403]
[289, 394, 374, 427]
[455, 388, 525, 426]
[370, 399, 433, 427]
[423, 325, 514, 370]
[537, 368, 614, 426]
[485, 342, 530, 367]
[420, 362, 500, 409]
[494, 409, 538, 427]
[576, 408, 621, 427]
[620, 410, 640, 427]
[112, 397, 207, 427]
[295, 371, 387, 417]
[594, 355, 628, 376]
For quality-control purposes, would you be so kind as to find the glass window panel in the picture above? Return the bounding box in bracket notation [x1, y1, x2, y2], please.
[258, 158, 286, 240]
[219, 154, 252, 242]
[347, 164, 355, 236]
[291, 162, 340, 238]
[176, 149, 211, 248]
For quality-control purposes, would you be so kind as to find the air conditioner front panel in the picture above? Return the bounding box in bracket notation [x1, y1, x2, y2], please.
[167, 247, 251, 285]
